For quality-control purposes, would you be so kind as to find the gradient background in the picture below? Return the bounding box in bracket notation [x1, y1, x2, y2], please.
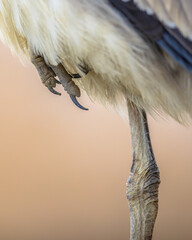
[0, 42, 192, 240]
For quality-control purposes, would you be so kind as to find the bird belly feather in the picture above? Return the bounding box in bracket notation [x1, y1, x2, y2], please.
[0, 0, 192, 123]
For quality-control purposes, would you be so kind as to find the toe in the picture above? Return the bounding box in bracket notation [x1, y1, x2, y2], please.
[44, 77, 57, 88]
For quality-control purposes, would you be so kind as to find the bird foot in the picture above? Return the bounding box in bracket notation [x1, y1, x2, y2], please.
[31, 53, 88, 110]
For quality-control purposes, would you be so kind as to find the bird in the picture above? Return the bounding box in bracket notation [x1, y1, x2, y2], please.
[0, 0, 192, 239]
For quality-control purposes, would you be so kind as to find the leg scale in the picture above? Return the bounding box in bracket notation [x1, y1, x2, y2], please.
[127, 101, 160, 240]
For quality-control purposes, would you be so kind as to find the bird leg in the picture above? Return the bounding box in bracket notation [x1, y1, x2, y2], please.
[126, 100, 160, 240]
[30, 53, 88, 110]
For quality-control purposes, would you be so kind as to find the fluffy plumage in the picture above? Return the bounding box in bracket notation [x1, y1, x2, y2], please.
[134, 0, 192, 39]
[0, 0, 192, 123]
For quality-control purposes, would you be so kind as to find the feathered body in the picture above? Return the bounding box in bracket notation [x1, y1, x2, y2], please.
[0, 0, 192, 123]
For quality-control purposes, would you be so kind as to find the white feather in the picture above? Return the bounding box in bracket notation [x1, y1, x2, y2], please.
[0, 0, 192, 124]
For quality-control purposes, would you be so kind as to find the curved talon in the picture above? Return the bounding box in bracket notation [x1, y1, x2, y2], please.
[70, 95, 88, 111]
[55, 80, 61, 84]
[78, 64, 89, 75]
[71, 73, 82, 79]
[48, 87, 61, 96]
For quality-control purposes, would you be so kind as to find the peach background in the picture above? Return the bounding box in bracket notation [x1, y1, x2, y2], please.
[0, 42, 192, 240]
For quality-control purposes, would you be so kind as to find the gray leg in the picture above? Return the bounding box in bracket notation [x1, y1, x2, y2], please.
[127, 100, 160, 240]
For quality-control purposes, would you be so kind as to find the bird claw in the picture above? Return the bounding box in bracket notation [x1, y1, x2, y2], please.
[70, 63, 89, 79]
[70, 95, 89, 111]
[55, 80, 61, 84]
[48, 87, 61, 96]
[71, 73, 82, 79]
[50, 63, 89, 110]
[31, 53, 89, 110]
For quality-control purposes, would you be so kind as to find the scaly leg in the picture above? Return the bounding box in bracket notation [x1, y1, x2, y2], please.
[127, 100, 160, 240]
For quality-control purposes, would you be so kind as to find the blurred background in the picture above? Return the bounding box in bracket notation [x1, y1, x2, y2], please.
[0, 42, 192, 240]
